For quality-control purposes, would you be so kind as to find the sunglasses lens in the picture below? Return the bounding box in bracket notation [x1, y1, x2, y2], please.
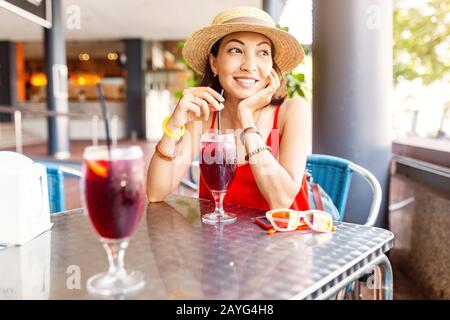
[270, 211, 292, 229]
[304, 211, 332, 232]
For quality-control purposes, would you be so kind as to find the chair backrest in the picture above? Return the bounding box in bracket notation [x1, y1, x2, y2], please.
[306, 154, 382, 226]
[46, 167, 66, 214]
[306, 154, 353, 221]
[37, 161, 82, 214]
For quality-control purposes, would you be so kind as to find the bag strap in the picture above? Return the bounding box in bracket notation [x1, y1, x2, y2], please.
[311, 182, 325, 211]
[305, 171, 312, 181]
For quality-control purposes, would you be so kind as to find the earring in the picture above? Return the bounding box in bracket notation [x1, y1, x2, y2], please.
[213, 74, 217, 78]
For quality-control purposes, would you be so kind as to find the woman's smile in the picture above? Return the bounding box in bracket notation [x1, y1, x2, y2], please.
[233, 76, 260, 89]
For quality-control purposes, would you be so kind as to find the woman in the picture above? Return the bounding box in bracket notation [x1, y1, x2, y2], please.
[147, 6, 310, 211]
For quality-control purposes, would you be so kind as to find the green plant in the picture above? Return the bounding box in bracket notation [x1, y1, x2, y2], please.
[285, 69, 307, 99]
[393, 0, 449, 85]
[174, 42, 200, 99]
[276, 24, 310, 99]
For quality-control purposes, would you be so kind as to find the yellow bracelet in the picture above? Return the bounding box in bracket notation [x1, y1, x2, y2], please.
[162, 116, 186, 141]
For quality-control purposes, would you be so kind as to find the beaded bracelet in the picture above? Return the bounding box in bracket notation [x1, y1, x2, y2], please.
[162, 116, 186, 141]
[245, 145, 271, 162]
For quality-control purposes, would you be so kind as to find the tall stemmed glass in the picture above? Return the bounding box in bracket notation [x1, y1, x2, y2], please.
[200, 132, 237, 224]
[82, 145, 146, 296]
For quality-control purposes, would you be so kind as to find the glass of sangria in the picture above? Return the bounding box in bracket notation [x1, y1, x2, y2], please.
[200, 132, 237, 225]
[81, 145, 146, 296]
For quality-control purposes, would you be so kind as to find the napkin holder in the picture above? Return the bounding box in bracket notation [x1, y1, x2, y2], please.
[0, 152, 53, 246]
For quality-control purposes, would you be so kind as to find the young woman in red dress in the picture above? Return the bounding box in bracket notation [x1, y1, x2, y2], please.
[147, 6, 310, 212]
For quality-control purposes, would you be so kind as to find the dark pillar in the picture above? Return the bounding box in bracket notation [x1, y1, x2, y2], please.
[44, 0, 70, 158]
[263, 0, 286, 22]
[124, 39, 146, 139]
[0, 41, 17, 122]
[312, 0, 392, 227]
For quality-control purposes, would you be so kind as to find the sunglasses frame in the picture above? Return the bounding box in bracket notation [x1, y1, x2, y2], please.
[265, 208, 333, 233]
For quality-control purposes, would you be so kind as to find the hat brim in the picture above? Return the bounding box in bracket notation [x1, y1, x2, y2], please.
[182, 23, 304, 75]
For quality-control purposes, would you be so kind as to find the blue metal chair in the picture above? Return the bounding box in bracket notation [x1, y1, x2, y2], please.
[306, 154, 382, 226]
[39, 163, 81, 214]
[46, 166, 66, 214]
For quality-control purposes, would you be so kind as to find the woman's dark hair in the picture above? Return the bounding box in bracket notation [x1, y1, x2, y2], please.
[199, 38, 287, 106]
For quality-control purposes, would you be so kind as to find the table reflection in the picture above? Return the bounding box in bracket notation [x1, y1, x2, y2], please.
[146, 197, 321, 299]
[0, 231, 51, 299]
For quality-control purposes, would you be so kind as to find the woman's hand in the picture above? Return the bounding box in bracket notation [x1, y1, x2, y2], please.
[167, 87, 224, 131]
[237, 69, 281, 121]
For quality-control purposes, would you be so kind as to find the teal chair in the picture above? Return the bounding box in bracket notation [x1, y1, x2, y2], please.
[38, 163, 81, 214]
[305, 154, 382, 226]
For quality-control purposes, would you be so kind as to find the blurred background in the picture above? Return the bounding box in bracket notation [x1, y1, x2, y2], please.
[0, 0, 448, 143]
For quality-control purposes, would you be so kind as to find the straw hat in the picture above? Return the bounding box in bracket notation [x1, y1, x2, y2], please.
[182, 6, 304, 75]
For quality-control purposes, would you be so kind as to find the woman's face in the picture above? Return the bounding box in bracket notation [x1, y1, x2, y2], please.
[209, 31, 273, 100]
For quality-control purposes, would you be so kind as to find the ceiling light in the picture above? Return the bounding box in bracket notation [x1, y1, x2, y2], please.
[78, 53, 90, 61]
[107, 52, 118, 60]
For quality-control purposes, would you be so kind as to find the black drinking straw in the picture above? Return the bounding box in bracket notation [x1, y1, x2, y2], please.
[96, 83, 112, 151]
[218, 89, 223, 134]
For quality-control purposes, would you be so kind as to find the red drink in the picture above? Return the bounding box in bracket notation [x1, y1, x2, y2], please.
[83, 149, 145, 239]
[200, 141, 237, 192]
[82, 145, 146, 296]
[199, 133, 237, 225]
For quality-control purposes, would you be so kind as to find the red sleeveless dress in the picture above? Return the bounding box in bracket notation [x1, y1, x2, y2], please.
[198, 102, 310, 211]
